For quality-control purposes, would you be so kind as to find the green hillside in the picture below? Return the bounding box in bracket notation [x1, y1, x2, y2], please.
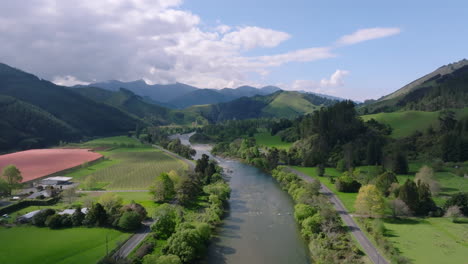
[188, 91, 337, 123]
[73, 87, 170, 125]
[0, 63, 142, 138]
[362, 59, 468, 114]
[262, 92, 319, 118]
[0, 95, 79, 150]
[362, 108, 468, 138]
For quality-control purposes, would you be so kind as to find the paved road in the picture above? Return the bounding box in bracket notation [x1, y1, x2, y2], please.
[77, 190, 147, 193]
[287, 168, 389, 264]
[113, 219, 154, 259]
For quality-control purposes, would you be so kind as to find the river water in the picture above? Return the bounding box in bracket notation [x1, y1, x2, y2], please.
[175, 134, 310, 264]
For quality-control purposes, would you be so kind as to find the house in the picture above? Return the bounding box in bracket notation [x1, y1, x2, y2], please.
[17, 210, 42, 223]
[58, 208, 88, 215]
[40, 176, 73, 186]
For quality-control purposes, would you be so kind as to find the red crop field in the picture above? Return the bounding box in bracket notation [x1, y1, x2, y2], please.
[0, 149, 103, 182]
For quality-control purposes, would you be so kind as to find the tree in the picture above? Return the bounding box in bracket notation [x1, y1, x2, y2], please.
[335, 171, 361, 193]
[398, 180, 419, 214]
[121, 202, 147, 221]
[294, 204, 317, 224]
[0, 178, 9, 196]
[71, 206, 85, 226]
[62, 187, 77, 204]
[355, 185, 385, 217]
[45, 214, 62, 229]
[163, 228, 205, 263]
[84, 203, 107, 226]
[150, 173, 175, 202]
[375, 171, 398, 196]
[151, 204, 177, 239]
[415, 166, 440, 195]
[301, 213, 322, 239]
[416, 180, 436, 215]
[84, 175, 98, 190]
[392, 152, 409, 174]
[2, 165, 22, 195]
[444, 192, 468, 216]
[445, 206, 462, 218]
[32, 209, 56, 227]
[118, 211, 142, 231]
[316, 164, 325, 177]
[388, 199, 411, 218]
[99, 193, 123, 214]
[175, 176, 199, 205]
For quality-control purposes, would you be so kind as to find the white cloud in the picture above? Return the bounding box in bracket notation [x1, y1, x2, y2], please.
[0, 1, 398, 90]
[52, 75, 89, 86]
[222, 26, 291, 50]
[336, 27, 401, 46]
[290, 69, 350, 94]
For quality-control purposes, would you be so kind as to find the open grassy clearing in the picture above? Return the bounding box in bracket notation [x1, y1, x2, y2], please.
[254, 132, 293, 150]
[0, 226, 130, 264]
[83, 136, 145, 147]
[361, 107, 468, 138]
[383, 217, 468, 264]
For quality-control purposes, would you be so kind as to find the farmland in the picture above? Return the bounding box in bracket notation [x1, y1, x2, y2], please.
[0, 149, 102, 182]
[71, 148, 188, 190]
[0, 226, 130, 264]
[83, 136, 146, 148]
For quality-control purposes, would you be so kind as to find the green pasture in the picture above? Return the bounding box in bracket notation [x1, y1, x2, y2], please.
[0, 226, 130, 264]
[254, 132, 293, 150]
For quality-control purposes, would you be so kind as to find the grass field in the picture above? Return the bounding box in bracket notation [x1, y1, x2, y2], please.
[255, 132, 293, 150]
[83, 136, 146, 147]
[71, 148, 188, 190]
[383, 218, 468, 264]
[361, 107, 468, 138]
[0, 226, 130, 264]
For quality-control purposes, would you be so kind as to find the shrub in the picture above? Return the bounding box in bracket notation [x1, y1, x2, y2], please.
[118, 211, 142, 231]
[335, 174, 361, 193]
[294, 204, 317, 224]
[45, 214, 62, 229]
[151, 204, 177, 239]
[32, 209, 55, 227]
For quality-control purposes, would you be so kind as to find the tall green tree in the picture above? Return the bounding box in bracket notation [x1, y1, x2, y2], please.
[375, 171, 398, 196]
[398, 180, 419, 214]
[150, 173, 175, 203]
[2, 165, 22, 195]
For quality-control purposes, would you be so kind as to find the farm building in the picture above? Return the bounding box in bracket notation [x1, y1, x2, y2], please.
[40, 177, 72, 186]
[17, 210, 41, 223]
[58, 208, 88, 215]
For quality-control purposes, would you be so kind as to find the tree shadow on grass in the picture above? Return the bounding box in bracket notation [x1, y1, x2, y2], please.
[383, 217, 423, 225]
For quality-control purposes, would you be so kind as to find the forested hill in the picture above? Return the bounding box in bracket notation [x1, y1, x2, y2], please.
[187, 91, 338, 123]
[0, 63, 143, 151]
[72, 86, 171, 125]
[362, 59, 468, 114]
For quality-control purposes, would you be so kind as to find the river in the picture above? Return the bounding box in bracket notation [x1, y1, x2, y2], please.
[174, 133, 311, 264]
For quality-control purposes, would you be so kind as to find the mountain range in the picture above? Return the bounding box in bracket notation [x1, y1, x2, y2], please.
[76, 81, 282, 109]
[1, 58, 467, 151]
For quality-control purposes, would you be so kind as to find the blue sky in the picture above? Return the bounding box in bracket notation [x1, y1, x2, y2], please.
[183, 0, 468, 100]
[0, 0, 467, 101]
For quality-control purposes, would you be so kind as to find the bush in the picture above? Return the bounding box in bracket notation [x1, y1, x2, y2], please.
[335, 174, 361, 193]
[163, 228, 204, 263]
[134, 242, 155, 260]
[32, 209, 56, 227]
[151, 204, 177, 239]
[118, 211, 142, 231]
[294, 204, 317, 224]
[45, 214, 62, 229]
